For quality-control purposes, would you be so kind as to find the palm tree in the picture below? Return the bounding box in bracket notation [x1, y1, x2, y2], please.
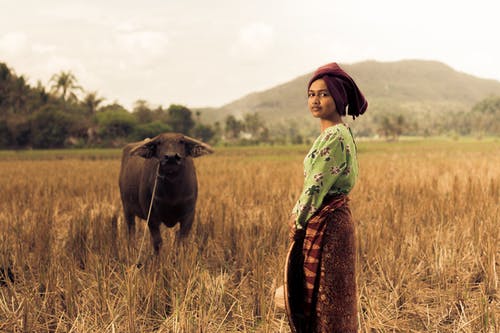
[49, 71, 82, 109]
[82, 91, 105, 115]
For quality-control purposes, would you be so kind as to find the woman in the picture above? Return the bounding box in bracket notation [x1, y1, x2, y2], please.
[288, 62, 367, 332]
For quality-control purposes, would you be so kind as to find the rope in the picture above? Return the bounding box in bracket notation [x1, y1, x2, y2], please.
[135, 163, 160, 265]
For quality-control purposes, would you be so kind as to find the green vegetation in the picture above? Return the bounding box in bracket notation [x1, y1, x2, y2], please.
[0, 61, 278, 148]
[0, 148, 121, 160]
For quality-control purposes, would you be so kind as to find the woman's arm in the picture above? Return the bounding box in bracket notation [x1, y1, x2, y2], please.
[292, 129, 348, 229]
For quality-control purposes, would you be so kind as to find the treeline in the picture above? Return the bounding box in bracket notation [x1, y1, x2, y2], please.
[359, 100, 500, 139]
[1, 61, 499, 149]
[0, 62, 274, 149]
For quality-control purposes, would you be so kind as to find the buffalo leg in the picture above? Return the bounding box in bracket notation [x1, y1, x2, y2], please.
[178, 209, 195, 239]
[124, 210, 136, 241]
[148, 221, 163, 254]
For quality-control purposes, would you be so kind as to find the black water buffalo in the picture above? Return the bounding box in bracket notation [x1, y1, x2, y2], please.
[119, 133, 213, 253]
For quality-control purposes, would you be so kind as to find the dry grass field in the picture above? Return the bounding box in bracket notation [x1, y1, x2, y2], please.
[0, 139, 498, 332]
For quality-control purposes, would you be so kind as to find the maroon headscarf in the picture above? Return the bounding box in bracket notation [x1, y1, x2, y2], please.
[308, 62, 368, 119]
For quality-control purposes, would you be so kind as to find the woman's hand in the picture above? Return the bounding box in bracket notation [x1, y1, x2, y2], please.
[288, 214, 296, 242]
[288, 214, 305, 241]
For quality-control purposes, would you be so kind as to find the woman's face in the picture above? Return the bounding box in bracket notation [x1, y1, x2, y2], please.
[308, 79, 337, 120]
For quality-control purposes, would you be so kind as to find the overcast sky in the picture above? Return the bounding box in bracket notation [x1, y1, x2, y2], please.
[1, 0, 499, 109]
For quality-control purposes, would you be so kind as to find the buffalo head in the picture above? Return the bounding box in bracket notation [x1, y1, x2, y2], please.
[130, 133, 213, 176]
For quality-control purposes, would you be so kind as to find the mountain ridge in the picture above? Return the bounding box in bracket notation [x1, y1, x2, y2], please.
[198, 59, 500, 126]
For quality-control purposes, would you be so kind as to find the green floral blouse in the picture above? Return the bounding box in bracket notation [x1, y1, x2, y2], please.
[292, 123, 358, 229]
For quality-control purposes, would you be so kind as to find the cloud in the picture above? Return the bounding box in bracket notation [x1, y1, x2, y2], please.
[230, 22, 274, 60]
[0, 32, 28, 55]
[31, 42, 56, 55]
[114, 21, 169, 55]
[0, 33, 57, 63]
[112, 27, 170, 68]
[115, 30, 169, 54]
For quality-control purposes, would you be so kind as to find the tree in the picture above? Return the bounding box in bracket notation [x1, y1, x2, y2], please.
[166, 104, 195, 134]
[0, 119, 9, 147]
[10, 76, 30, 113]
[5, 115, 31, 148]
[288, 125, 303, 144]
[259, 126, 271, 143]
[0, 63, 13, 110]
[192, 124, 215, 143]
[49, 71, 82, 109]
[82, 91, 105, 115]
[132, 99, 154, 124]
[243, 113, 264, 137]
[152, 105, 168, 123]
[280, 120, 305, 145]
[0, 64, 30, 115]
[377, 113, 407, 140]
[224, 115, 243, 140]
[472, 96, 500, 114]
[0, 62, 11, 82]
[470, 96, 500, 135]
[131, 121, 172, 141]
[242, 112, 271, 143]
[96, 106, 137, 141]
[32, 81, 50, 105]
[30, 107, 73, 148]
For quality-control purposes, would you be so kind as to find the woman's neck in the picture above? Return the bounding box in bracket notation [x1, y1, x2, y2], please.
[320, 118, 343, 132]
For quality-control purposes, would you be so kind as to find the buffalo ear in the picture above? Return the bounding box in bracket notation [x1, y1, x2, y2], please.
[183, 136, 214, 157]
[130, 138, 158, 159]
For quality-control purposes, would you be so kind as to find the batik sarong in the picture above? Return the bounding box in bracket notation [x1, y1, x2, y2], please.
[302, 195, 357, 332]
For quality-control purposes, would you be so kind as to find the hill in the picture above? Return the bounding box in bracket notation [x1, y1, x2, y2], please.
[198, 60, 500, 135]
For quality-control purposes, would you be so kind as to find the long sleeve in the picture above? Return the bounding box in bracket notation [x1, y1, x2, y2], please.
[292, 126, 356, 229]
